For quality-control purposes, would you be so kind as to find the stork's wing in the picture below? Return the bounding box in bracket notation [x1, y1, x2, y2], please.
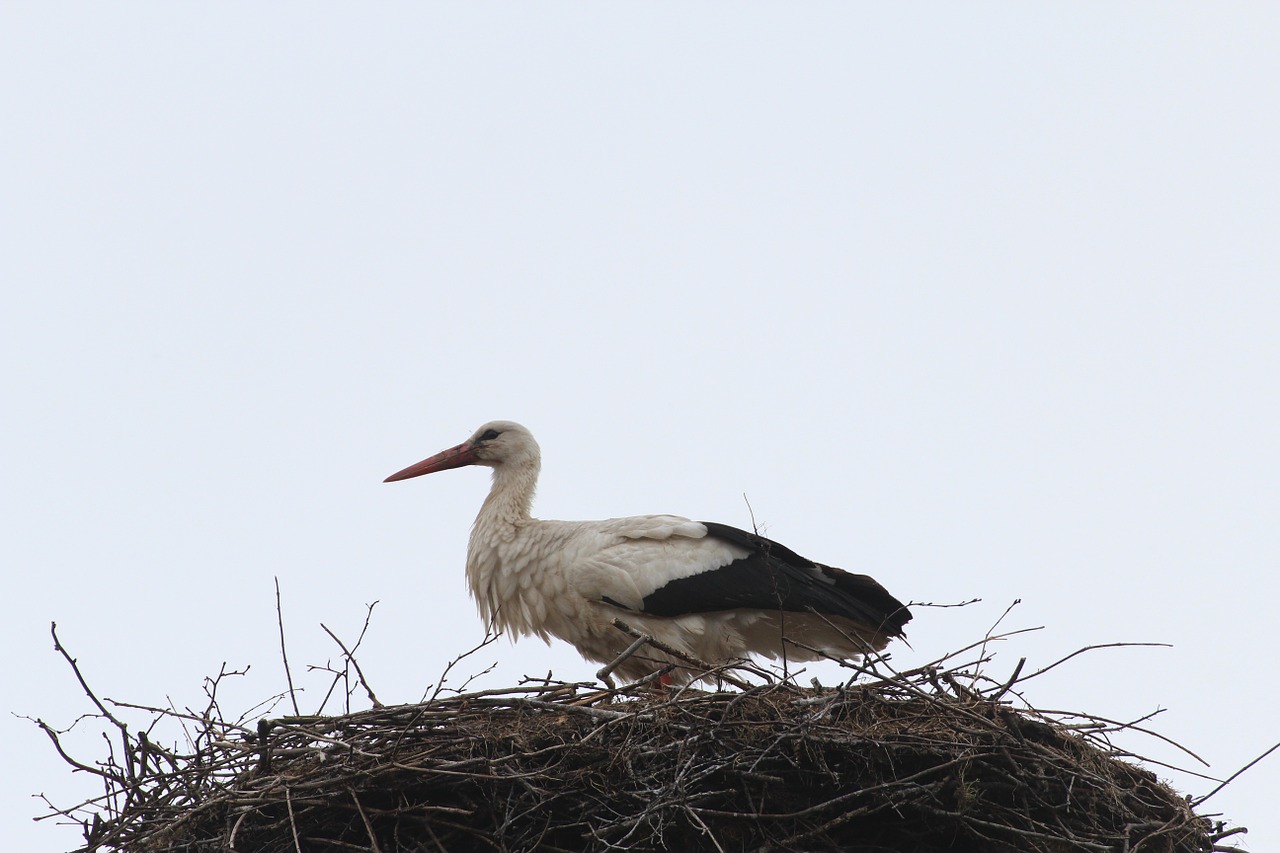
[635, 522, 912, 637]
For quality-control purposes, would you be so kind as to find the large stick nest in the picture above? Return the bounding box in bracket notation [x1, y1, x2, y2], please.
[38, 624, 1246, 853]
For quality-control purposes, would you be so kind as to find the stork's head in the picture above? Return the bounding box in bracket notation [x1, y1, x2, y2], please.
[384, 420, 540, 482]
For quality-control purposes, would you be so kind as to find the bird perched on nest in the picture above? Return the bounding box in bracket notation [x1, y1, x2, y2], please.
[385, 421, 911, 684]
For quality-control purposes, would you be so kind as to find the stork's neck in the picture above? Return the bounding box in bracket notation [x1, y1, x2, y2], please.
[466, 454, 546, 637]
[476, 457, 539, 533]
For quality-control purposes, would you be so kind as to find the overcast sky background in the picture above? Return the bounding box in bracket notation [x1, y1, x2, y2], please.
[4, 5, 1278, 851]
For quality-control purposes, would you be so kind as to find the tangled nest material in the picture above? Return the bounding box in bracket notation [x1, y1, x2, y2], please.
[37, 622, 1249, 853]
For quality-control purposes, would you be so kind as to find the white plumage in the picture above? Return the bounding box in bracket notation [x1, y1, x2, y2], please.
[386, 420, 911, 683]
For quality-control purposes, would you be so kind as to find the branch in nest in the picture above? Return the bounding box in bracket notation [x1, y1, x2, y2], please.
[607, 618, 756, 691]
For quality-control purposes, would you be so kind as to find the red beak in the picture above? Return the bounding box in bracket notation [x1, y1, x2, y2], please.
[384, 441, 481, 483]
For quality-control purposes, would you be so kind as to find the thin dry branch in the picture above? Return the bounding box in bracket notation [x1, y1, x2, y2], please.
[320, 625, 381, 710]
[1013, 641, 1174, 686]
[275, 577, 301, 717]
[1195, 738, 1280, 807]
[424, 627, 503, 703]
[609, 618, 756, 691]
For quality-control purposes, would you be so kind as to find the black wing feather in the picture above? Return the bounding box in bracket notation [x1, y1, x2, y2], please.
[637, 522, 912, 636]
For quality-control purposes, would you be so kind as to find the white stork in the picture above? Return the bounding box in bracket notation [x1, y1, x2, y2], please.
[385, 421, 911, 684]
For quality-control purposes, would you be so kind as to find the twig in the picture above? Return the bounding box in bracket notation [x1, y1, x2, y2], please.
[425, 627, 502, 703]
[609, 619, 754, 691]
[349, 787, 383, 853]
[284, 787, 303, 853]
[741, 492, 760, 535]
[1013, 642, 1172, 686]
[977, 599, 1021, 673]
[595, 634, 653, 687]
[1194, 738, 1280, 806]
[908, 597, 982, 609]
[228, 809, 249, 851]
[275, 577, 301, 717]
[320, 604, 382, 709]
[49, 623, 128, 739]
[989, 657, 1027, 701]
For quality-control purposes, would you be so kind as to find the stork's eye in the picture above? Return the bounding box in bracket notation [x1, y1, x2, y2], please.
[479, 428, 502, 442]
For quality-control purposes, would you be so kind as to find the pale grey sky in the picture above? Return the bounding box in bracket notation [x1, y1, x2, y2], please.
[3, 5, 1278, 850]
